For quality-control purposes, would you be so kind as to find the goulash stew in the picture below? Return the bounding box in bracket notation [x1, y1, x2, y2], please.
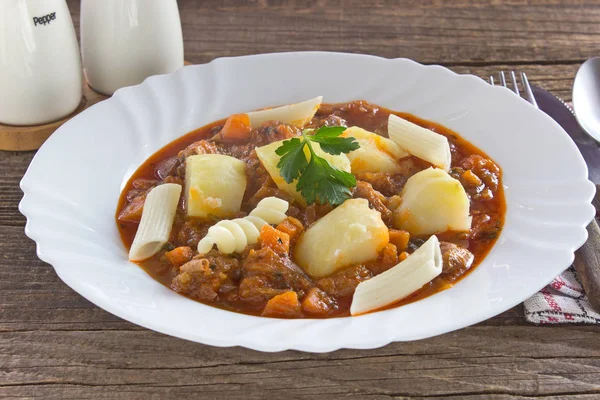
[116, 98, 504, 318]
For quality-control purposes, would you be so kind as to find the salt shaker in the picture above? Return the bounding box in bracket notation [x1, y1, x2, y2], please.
[0, 0, 83, 126]
[80, 0, 184, 96]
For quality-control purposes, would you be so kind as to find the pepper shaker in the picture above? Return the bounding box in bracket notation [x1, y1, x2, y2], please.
[0, 0, 82, 126]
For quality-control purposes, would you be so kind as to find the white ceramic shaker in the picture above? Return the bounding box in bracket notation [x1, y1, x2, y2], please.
[0, 0, 83, 125]
[80, 0, 184, 96]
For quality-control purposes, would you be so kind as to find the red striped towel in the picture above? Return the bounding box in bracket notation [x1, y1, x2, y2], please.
[524, 267, 600, 324]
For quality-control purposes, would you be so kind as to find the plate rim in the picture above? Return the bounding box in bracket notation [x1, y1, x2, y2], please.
[19, 51, 596, 352]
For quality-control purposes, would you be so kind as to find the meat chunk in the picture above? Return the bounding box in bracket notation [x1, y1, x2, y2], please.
[305, 114, 348, 129]
[179, 140, 222, 158]
[355, 172, 405, 197]
[316, 264, 372, 298]
[239, 247, 313, 305]
[118, 178, 163, 222]
[238, 276, 289, 305]
[353, 181, 392, 225]
[118, 193, 146, 222]
[303, 203, 334, 227]
[470, 213, 502, 241]
[439, 242, 474, 282]
[261, 291, 302, 318]
[155, 156, 182, 180]
[171, 253, 240, 302]
[176, 219, 210, 248]
[459, 154, 500, 191]
[220, 122, 301, 164]
[301, 287, 337, 317]
[251, 122, 300, 144]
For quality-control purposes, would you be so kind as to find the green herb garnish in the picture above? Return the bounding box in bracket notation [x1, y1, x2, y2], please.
[275, 126, 359, 205]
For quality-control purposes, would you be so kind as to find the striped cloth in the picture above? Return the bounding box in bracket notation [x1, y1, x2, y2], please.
[524, 266, 600, 324]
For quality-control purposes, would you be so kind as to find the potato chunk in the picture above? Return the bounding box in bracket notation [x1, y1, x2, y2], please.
[185, 154, 247, 218]
[342, 126, 408, 174]
[255, 139, 351, 206]
[295, 199, 389, 278]
[394, 167, 471, 235]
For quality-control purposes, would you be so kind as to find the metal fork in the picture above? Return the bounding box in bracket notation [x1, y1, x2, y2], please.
[489, 71, 538, 108]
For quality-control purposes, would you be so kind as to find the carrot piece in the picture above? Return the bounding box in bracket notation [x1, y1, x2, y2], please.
[164, 246, 194, 267]
[381, 243, 398, 266]
[259, 224, 290, 256]
[399, 251, 409, 261]
[462, 169, 483, 187]
[220, 113, 252, 140]
[276, 216, 304, 242]
[389, 229, 410, 252]
[262, 291, 302, 318]
[301, 287, 336, 317]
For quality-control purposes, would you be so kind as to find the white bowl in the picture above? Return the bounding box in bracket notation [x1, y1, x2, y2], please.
[19, 52, 595, 352]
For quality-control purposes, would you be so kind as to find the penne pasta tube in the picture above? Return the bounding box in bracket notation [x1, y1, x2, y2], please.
[350, 235, 443, 316]
[129, 183, 182, 262]
[388, 114, 451, 171]
[247, 96, 323, 128]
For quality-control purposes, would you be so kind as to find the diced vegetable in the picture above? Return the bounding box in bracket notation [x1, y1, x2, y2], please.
[185, 154, 247, 218]
[350, 235, 443, 316]
[342, 126, 408, 174]
[164, 246, 193, 267]
[394, 167, 472, 235]
[261, 291, 302, 318]
[388, 229, 410, 252]
[220, 113, 252, 140]
[276, 216, 304, 242]
[380, 243, 398, 266]
[259, 224, 290, 256]
[301, 288, 337, 317]
[295, 199, 389, 278]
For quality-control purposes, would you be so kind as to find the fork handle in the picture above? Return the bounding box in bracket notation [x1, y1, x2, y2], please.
[573, 186, 600, 312]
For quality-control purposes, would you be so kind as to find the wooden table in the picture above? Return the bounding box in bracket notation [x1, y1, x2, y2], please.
[2, 1, 600, 398]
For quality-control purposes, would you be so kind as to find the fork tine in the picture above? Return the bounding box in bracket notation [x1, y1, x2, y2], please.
[500, 71, 507, 87]
[489, 76, 495, 85]
[520, 72, 538, 108]
[510, 71, 520, 96]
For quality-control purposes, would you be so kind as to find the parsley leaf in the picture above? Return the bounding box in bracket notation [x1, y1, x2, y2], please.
[275, 137, 307, 183]
[308, 126, 360, 155]
[274, 126, 359, 205]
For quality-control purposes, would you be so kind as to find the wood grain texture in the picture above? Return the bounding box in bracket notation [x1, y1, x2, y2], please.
[2, 0, 600, 398]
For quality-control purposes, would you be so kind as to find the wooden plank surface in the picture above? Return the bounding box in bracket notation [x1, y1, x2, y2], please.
[2, 0, 600, 398]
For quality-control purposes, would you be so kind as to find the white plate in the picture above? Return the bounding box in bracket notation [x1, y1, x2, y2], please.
[20, 52, 595, 352]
